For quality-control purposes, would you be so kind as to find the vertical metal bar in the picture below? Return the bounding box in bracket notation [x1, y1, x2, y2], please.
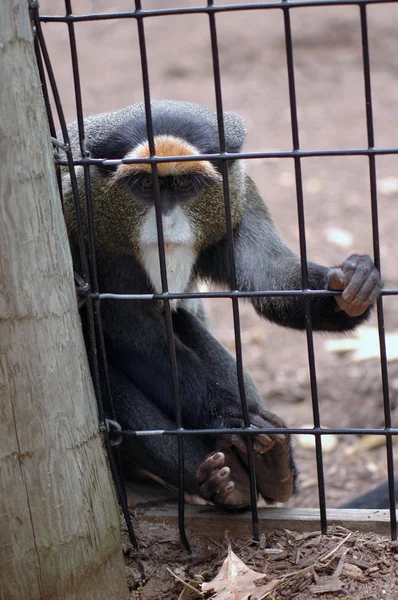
[64, 1, 99, 290]
[63, 0, 104, 424]
[207, 0, 260, 542]
[32, 11, 90, 284]
[63, 0, 139, 550]
[32, 28, 57, 139]
[32, 22, 64, 208]
[282, 1, 327, 533]
[63, 2, 117, 426]
[104, 433, 142, 559]
[359, 4, 396, 540]
[134, 0, 191, 554]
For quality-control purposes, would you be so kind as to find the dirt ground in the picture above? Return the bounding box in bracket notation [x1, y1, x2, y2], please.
[39, 1, 398, 597]
[121, 516, 398, 599]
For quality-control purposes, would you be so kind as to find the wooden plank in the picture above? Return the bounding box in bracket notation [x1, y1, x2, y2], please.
[125, 479, 177, 506]
[137, 505, 394, 537]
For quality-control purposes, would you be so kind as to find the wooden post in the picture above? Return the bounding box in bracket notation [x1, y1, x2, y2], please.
[0, 2, 129, 598]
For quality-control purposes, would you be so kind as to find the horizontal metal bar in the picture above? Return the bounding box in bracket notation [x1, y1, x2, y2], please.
[95, 288, 397, 301]
[39, 0, 398, 23]
[50, 136, 69, 151]
[54, 146, 398, 168]
[115, 427, 398, 437]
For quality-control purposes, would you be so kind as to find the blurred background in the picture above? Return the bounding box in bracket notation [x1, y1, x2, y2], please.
[40, 0, 398, 507]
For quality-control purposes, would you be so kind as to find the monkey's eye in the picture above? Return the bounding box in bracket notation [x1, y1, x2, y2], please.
[140, 175, 153, 190]
[174, 175, 192, 191]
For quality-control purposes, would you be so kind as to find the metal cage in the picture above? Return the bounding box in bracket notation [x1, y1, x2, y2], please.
[31, 0, 398, 554]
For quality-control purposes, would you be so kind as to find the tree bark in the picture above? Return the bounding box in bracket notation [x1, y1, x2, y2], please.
[0, 3, 129, 599]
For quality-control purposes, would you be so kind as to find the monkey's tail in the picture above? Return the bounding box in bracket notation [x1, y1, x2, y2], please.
[338, 478, 398, 509]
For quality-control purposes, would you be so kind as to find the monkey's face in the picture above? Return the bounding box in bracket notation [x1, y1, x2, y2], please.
[115, 171, 215, 248]
[113, 134, 245, 249]
[102, 134, 245, 295]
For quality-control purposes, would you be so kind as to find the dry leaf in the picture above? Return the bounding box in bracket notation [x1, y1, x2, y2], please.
[202, 545, 279, 600]
[326, 327, 398, 362]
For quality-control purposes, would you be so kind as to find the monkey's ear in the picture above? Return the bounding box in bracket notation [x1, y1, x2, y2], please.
[223, 111, 246, 154]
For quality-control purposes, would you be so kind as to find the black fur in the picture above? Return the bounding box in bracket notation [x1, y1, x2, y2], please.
[339, 479, 398, 509]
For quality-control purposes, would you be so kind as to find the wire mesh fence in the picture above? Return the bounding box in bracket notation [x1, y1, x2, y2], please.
[31, 0, 398, 553]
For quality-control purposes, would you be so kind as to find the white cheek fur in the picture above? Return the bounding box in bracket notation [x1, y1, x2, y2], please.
[139, 205, 194, 246]
[138, 206, 196, 302]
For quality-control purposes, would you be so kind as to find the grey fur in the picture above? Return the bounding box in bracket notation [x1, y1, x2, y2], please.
[59, 100, 245, 161]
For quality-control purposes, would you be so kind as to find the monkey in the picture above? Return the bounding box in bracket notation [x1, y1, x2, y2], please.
[60, 100, 382, 509]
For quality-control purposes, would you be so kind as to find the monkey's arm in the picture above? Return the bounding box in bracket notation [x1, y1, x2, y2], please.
[197, 185, 381, 332]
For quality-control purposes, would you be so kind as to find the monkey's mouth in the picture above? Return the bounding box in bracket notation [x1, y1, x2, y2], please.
[164, 241, 186, 250]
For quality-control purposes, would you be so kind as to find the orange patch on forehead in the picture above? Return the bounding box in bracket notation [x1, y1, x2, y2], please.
[116, 135, 220, 179]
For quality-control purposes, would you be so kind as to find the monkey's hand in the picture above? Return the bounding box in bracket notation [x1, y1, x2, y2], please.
[327, 254, 382, 318]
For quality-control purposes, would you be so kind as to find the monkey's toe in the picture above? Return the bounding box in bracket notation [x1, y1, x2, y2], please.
[196, 450, 252, 508]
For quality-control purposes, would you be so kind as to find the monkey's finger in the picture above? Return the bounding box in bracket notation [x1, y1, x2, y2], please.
[196, 451, 225, 484]
[253, 435, 279, 452]
[215, 481, 236, 504]
[367, 285, 383, 306]
[327, 267, 346, 291]
[341, 256, 378, 302]
[220, 432, 274, 454]
[214, 447, 252, 507]
[341, 269, 369, 302]
[343, 269, 381, 307]
[250, 413, 286, 444]
[198, 466, 231, 499]
[229, 434, 251, 454]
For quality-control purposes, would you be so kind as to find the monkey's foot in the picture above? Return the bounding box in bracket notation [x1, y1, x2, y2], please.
[216, 410, 297, 503]
[234, 436, 297, 503]
[196, 450, 252, 508]
[218, 410, 287, 456]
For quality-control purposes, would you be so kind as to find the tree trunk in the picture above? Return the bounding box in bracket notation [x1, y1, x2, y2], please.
[0, 2, 129, 599]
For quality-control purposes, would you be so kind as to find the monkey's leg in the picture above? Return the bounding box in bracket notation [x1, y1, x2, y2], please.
[106, 365, 251, 507]
[172, 309, 298, 503]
